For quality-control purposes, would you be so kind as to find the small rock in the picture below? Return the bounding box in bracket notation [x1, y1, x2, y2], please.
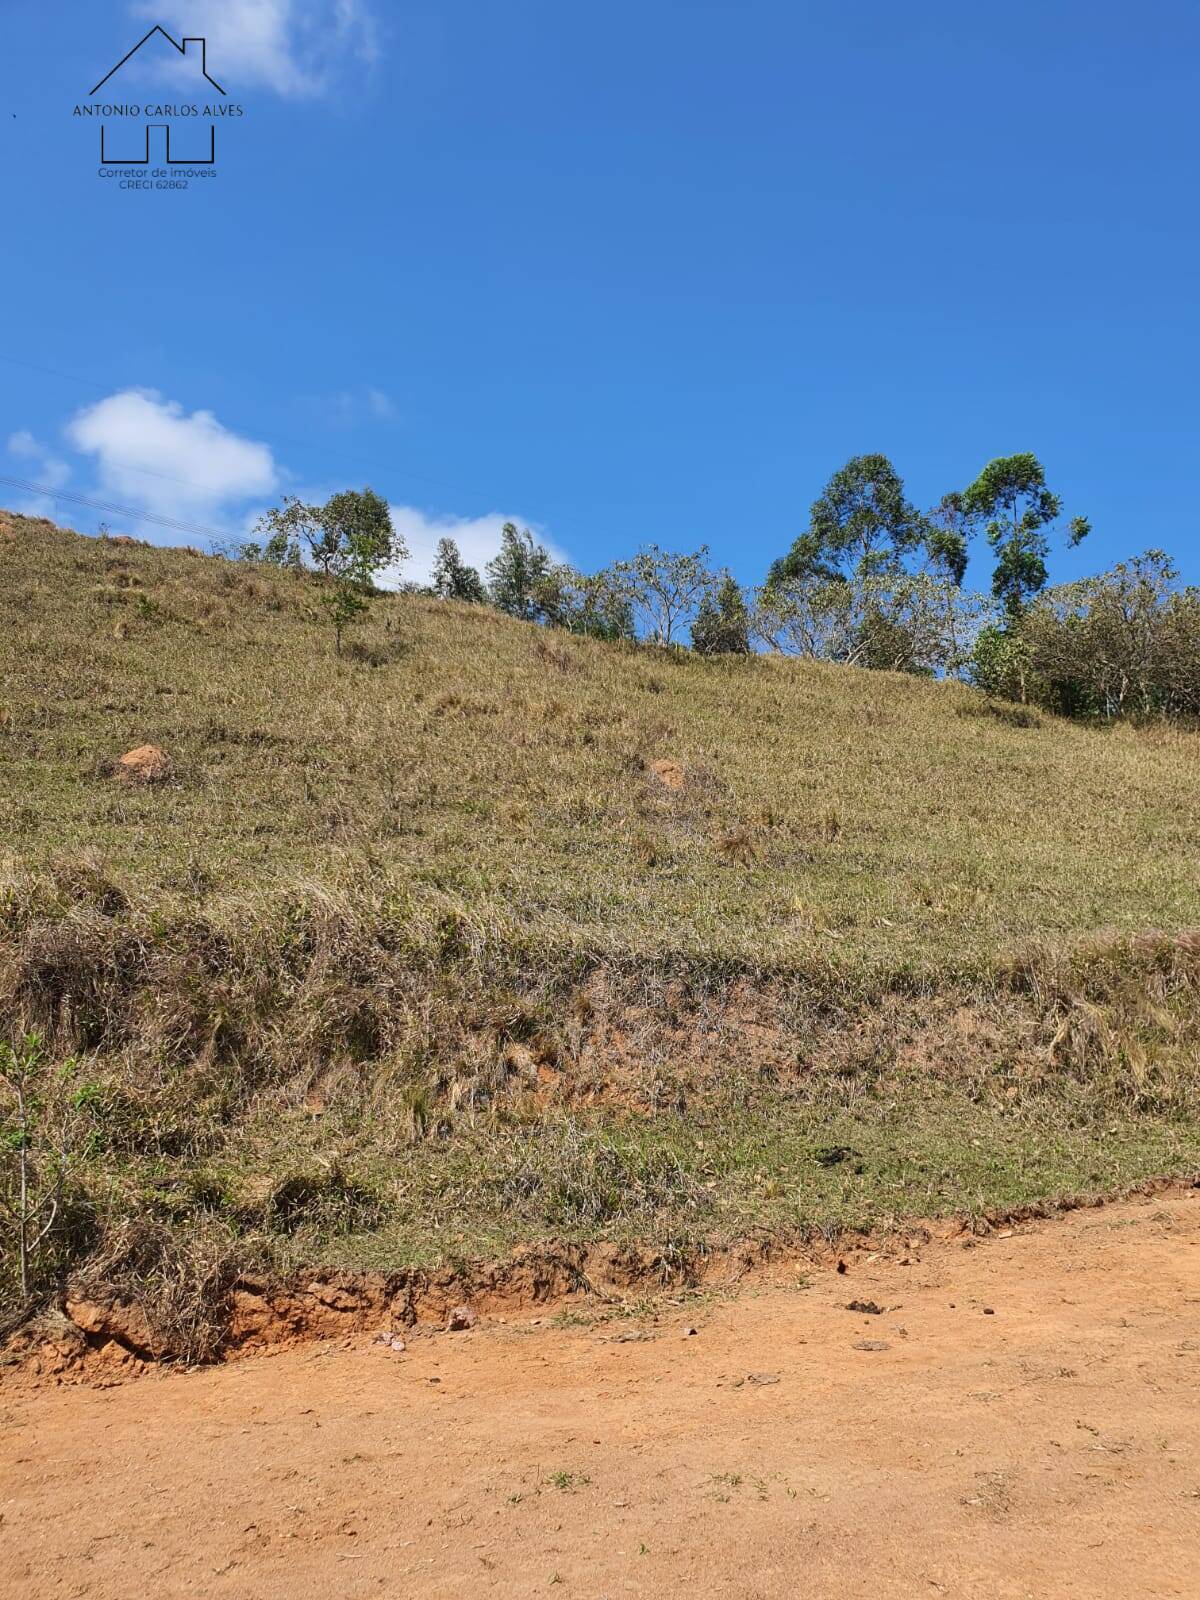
[982, 1307, 995, 1316]
[447, 1305, 476, 1332]
[64, 1297, 107, 1336]
[682, 1326, 698, 1338]
[743, 1371, 780, 1386]
[853, 1340, 890, 1352]
[846, 1300, 884, 1316]
[95, 1339, 132, 1367]
[65, 1296, 161, 1358]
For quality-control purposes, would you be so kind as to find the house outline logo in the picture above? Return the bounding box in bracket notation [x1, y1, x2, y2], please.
[88, 25, 226, 167]
[90, 25, 226, 97]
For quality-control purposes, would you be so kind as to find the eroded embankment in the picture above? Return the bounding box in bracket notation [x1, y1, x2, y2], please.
[6, 867, 1200, 1117]
[3, 877, 1200, 1374]
[7, 1174, 1197, 1388]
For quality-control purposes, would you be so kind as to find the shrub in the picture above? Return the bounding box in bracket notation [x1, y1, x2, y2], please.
[692, 575, 751, 656]
[253, 489, 407, 654]
[0, 1033, 100, 1308]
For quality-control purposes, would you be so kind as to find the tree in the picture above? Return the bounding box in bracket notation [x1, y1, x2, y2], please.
[841, 572, 986, 676]
[752, 576, 856, 660]
[961, 453, 1089, 619]
[755, 569, 988, 677]
[692, 574, 750, 655]
[262, 522, 301, 568]
[771, 454, 922, 584]
[970, 623, 1032, 703]
[609, 545, 716, 646]
[431, 537, 486, 603]
[253, 488, 406, 654]
[1010, 551, 1200, 717]
[922, 492, 971, 585]
[486, 524, 553, 621]
[532, 564, 635, 641]
[765, 529, 843, 588]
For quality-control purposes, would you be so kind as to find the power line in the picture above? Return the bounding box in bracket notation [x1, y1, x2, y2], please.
[0, 354, 113, 394]
[0, 474, 230, 543]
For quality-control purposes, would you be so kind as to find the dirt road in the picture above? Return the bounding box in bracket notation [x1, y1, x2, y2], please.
[4, 1188, 1199, 1598]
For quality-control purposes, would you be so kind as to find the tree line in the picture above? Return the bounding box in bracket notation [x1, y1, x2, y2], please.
[239, 453, 1200, 718]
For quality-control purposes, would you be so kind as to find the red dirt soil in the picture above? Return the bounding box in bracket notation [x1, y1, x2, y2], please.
[3, 1188, 1199, 1598]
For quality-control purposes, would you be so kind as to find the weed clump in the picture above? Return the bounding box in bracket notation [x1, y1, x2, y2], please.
[261, 1167, 386, 1236]
[488, 1122, 703, 1227]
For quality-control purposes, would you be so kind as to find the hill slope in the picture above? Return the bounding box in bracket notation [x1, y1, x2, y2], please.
[4, 514, 1198, 981]
[2, 514, 1199, 1352]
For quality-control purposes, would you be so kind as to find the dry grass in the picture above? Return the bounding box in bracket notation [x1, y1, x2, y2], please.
[4, 516, 1200, 983]
[2, 515, 1199, 1344]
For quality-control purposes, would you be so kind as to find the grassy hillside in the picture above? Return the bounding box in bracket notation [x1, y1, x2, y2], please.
[4, 514, 1199, 981]
[2, 513, 1199, 1352]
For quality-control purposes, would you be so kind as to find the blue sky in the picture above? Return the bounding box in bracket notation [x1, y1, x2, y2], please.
[2, 0, 1198, 588]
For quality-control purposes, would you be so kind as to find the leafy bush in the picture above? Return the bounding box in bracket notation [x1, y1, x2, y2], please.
[973, 552, 1200, 717]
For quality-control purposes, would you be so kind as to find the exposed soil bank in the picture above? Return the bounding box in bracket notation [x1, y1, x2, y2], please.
[6, 1173, 1197, 1386]
[3, 1186, 1199, 1598]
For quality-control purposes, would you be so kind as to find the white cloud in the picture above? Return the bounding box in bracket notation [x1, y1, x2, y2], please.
[385, 505, 568, 589]
[7, 429, 38, 459]
[4, 429, 71, 517]
[129, 0, 380, 98]
[65, 389, 277, 522]
[7, 429, 71, 488]
[14, 388, 560, 574]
